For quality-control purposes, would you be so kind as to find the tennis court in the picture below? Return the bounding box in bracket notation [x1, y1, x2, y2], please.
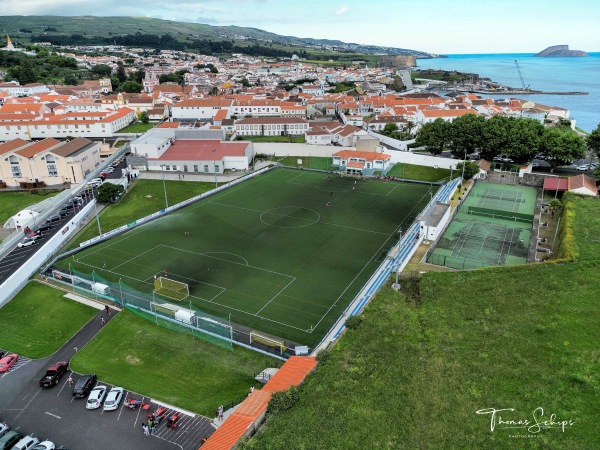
[56, 168, 437, 347]
[428, 182, 536, 270]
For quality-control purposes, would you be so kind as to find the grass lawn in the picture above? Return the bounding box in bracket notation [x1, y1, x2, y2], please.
[117, 122, 154, 133]
[239, 135, 305, 143]
[70, 311, 276, 416]
[387, 162, 452, 182]
[243, 194, 600, 449]
[63, 179, 217, 251]
[0, 190, 61, 226]
[58, 169, 436, 346]
[0, 282, 97, 358]
[275, 156, 337, 171]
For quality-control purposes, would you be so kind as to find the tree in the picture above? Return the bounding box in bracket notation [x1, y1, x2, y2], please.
[479, 115, 514, 161]
[121, 81, 142, 93]
[96, 183, 125, 203]
[17, 58, 37, 85]
[63, 74, 79, 86]
[139, 111, 149, 124]
[541, 128, 586, 171]
[586, 124, 600, 157]
[91, 64, 112, 77]
[456, 161, 480, 180]
[382, 123, 399, 135]
[116, 62, 127, 82]
[414, 119, 450, 155]
[209, 86, 219, 96]
[549, 199, 562, 214]
[448, 114, 485, 157]
[504, 118, 544, 163]
[594, 165, 600, 180]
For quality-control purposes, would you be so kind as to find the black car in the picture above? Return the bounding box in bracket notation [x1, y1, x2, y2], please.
[0, 430, 23, 450]
[37, 222, 53, 232]
[63, 202, 75, 210]
[73, 373, 97, 398]
[58, 209, 69, 217]
[46, 215, 61, 223]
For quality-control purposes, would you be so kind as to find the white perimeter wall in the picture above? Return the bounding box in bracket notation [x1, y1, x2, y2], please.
[254, 143, 463, 170]
[0, 201, 96, 308]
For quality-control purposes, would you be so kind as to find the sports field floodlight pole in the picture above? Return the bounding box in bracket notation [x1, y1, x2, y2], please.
[461, 150, 467, 181]
[393, 227, 402, 290]
[212, 149, 218, 189]
[91, 189, 102, 235]
[425, 191, 433, 244]
[160, 164, 168, 208]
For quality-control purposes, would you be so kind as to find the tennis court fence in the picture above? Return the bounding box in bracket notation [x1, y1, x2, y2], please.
[427, 253, 493, 270]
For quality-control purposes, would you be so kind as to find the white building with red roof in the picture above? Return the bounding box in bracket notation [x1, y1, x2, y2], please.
[332, 150, 391, 175]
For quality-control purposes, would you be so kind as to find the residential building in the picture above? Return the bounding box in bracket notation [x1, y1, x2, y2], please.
[234, 117, 309, 136]
[0, 137, 103, 187]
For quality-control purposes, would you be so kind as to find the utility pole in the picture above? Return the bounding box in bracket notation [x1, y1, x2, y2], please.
[160, 165, 168, 208]
[392, 227, 403, 290]
[212, 149, 218, 189]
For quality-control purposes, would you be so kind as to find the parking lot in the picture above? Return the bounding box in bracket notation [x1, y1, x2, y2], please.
[1, 368, 214, 450]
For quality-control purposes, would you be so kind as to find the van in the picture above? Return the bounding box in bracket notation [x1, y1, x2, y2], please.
[0, 430, 23, 450]
[12, 435, 38, 450]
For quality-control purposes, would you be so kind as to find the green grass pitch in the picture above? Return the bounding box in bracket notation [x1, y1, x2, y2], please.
[60, 168, 437, 347]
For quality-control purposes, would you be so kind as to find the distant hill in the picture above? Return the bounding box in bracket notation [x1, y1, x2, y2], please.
[0, 15, 438, 58]
[534, 45, 588, 57]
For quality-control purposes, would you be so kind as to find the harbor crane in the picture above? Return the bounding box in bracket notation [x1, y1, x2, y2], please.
[514, 60, 530, 91]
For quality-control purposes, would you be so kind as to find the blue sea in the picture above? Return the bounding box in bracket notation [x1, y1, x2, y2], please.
[415, 53, 600, 132]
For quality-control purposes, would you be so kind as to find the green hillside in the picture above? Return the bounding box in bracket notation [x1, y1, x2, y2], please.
[0, 15, 434, 57]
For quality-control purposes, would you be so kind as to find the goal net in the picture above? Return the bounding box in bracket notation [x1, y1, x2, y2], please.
[154, 276, 189, 301]
[250, 332, 286, 355]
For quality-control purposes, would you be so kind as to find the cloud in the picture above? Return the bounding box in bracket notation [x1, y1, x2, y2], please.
[335, 4, 349, 16]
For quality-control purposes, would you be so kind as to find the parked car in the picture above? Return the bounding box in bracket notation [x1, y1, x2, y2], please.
[0, 430, 23, 450]
[13, 435, 39, 450]
[103, 386, 124, 411]
[105, 167, 115, 173]
[0, 353, 18, 372]
[577, 164, 591, 171]
[0, 351, 6, 359]
[37, 223, 53, 232]
[100, 172, 109, 178]
[17, 238, 36, 248]
[26, 232, 41, 240]
[57, 209, 69, 217]
[0, 422, 8, 438]
[31, 441, 55, 450]
[73, 374, 97, 398]
[86, 385, 107, 409]
[39, 361, 69, 388]
[46, 215, 61, 223]
[62, 203, 74, 210]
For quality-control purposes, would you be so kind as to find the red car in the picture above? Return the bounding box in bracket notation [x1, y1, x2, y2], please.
[0, 353, 18, 372]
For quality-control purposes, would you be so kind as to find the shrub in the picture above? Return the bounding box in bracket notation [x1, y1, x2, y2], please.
[554, 195, 578, 261]
[267, 386, 300, 414]
[344, 315, 363, 330]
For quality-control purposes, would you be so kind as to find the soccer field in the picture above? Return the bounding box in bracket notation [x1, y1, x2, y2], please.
[58, 169, 437, 347]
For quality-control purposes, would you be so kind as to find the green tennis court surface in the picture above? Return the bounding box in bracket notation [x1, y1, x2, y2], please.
[428, 182, 536, 270]
[58, 169, 437, 347]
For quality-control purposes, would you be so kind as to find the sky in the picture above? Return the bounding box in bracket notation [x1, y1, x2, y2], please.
[3, 0, 600, 54]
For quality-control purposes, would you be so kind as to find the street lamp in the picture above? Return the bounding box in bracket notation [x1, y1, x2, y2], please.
[461, 150, 467, 181]
[160, 164, 169, 209]
[425, 191, 433, 244]
[212, 149, 218, 189]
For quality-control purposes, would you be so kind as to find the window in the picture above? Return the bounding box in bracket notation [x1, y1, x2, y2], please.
[11, 165, 21, 177]
[47, 164, 58, 176]
[204, 165, 209, 172]
[193, 165, 198, 172]
[214, 165, 219, 172]
[183, 165, 188, 172]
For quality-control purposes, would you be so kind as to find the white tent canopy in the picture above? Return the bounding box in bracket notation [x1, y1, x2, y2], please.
[3, 209, 40, 230]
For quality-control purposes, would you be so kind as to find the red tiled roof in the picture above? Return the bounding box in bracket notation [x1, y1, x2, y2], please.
[235, 117, 308, 125]
[0, 138, 29, 155]
[333, 150, 391, 162]
[200, 357, 316, 450]
[567, 174, 597, 194]
[16, 138, 61, 158]
[156, 140, 249, 161]
[543, 177, 568, 191]
[346, 161, 364, 169]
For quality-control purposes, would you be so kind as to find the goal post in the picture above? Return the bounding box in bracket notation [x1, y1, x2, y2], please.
[250, 331, 286, 355]
[153, 276, 189, 301]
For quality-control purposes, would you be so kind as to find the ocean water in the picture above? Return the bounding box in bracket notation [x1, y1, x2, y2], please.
[415, 53, 600, 132]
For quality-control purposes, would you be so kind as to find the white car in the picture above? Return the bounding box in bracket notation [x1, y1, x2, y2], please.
[13, 435, 39, 450]
[0, 421, 8, 437]
[17, 238, 36, 248]
[32, 441, 55, 450]
[577, 164, 591, 171]
[103, 386, 124, 411]
[86, 385, 107, 409]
